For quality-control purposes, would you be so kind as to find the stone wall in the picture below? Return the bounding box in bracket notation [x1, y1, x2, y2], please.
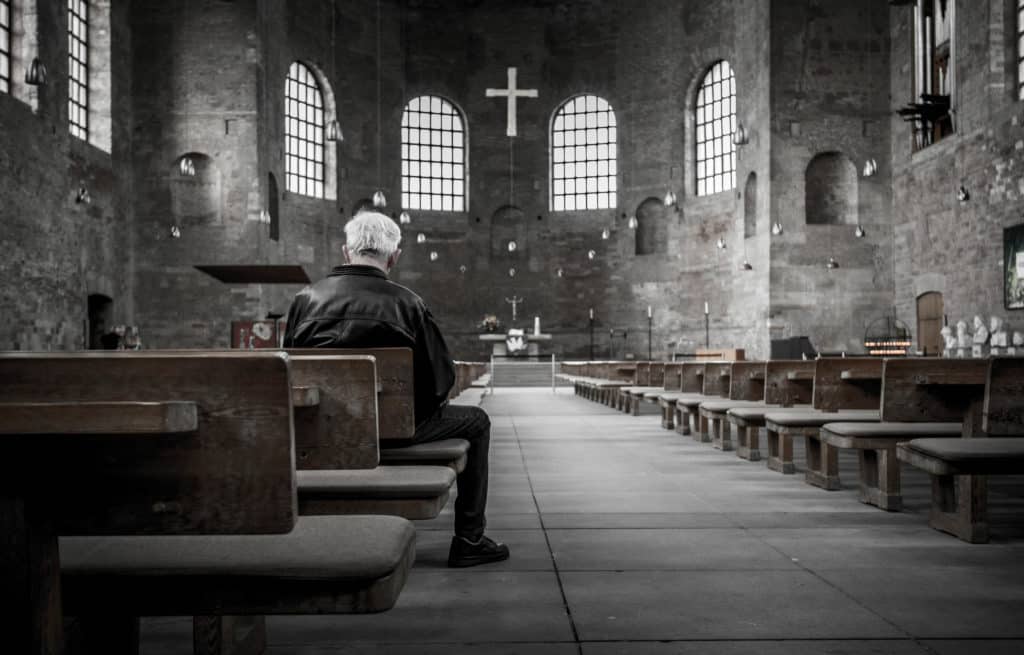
[0, 0, 132, 350]
[890, 0, 1024, 344]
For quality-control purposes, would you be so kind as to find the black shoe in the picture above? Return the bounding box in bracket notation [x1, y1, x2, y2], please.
[447, 535, 510, 568]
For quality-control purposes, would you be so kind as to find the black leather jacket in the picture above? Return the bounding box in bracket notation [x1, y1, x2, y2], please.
[283, 265, 455, 426]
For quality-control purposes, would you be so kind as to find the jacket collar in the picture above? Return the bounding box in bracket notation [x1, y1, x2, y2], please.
[329, 264, 389, 279]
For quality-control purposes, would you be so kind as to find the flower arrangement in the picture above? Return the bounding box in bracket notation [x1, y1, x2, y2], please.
[479, 314, 501, 332]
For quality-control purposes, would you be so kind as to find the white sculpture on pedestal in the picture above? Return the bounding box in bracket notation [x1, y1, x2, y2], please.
[940, 326, 957, 356]
[956, 320, 970, 358]
[972, 315, 988, 358]
[990, 316, 1008, 347]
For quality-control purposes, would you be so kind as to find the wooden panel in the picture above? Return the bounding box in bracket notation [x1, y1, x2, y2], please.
[662, 363, 683, 391]
[702, 363, 731, 397]
[813, 358, 882, 412]
[881, 359, 988, 422]
[288, 356, 380, 470]
[649, 362, 666, 386]
[0, 401, 197, 435]
[287, 348, 413, 444]
[729, 362, 766, 401]
[636, 362, 651, 386]
[678, 363, 705, 393]
[291, 386, 320, 408]
[983, 358, 1024, 436]
[0, 352, 297, 536]
[764, 361, 815, 407]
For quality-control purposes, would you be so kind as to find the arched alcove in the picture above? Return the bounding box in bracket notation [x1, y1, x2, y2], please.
[87, 293, 113, 350]
[490, 204, 526, 259]
[170, 153, 222, 225]
[744, 172, 757, 238]
[268, 172, 280, 241]
[635, 197, 665, 256]
[805, 152, 858, 225]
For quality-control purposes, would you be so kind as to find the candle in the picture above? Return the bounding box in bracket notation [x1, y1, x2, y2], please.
[647, 306, 652, 319]
[534, 316, 541, 336]
[589, 308, 594, 320]
[704, 302, 709, 315]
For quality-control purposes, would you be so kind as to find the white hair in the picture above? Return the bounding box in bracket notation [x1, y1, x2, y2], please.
[344, 211, 402, 258]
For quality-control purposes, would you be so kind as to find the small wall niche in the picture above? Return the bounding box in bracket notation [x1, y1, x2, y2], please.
[170, 153, 222, 226]
[635, 197, 666, 256]
[744, 172, 758, 237]
[805, 152, 858, 226]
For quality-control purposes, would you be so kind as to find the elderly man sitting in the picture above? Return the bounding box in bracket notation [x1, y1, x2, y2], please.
[283, 211, 510, 567]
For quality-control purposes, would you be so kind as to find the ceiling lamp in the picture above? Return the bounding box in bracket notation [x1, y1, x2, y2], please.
[855, 224, 866, 238]
[459, 264, 467, 273]
[732, 123, 749, 146]
[771, 221, 784, 236]
[75, 185, 91, 204]
[429, 251, 438, 262]
[587, 250, 596, 260]
[663, 191, 677, 207]
[508, 267, 516, 277]
[742, 260, 753, 270]
[627, 215, 638, 229]
[25, 58, 46, 85]
[179, 156, 196, 177]
[416, 233, 426, 244]
[957, 185, 970, 203]
[372, 190, 387, 208]
[826, 256, 840, 270]
[508, 240, 517, 252]
[716, 237, 727, 250]
[326, 119, 343, 142]
[170, 225, 182, 239]
[601, 229, 610, 240]
[556, 267, 564, 277]
[399, 211, 412, 225]
[862, 158, 878, 177]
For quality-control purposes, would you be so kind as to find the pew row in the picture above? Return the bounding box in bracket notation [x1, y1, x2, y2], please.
[725, 360, 815, 461]
[0, 352, 416, 655]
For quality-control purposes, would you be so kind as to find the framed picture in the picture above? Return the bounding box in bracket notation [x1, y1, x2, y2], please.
[1005, 223, 1024, 310]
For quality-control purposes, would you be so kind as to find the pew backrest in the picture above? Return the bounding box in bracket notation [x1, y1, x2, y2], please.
[982, 358, 1024, 436]
[764, 360, 815, 407]
[812, 357, 882, 412]
[0, 351, 297, 535]
[679, 363, 705, 393]
[880, 358, 989, 423]
[702, 362, 731, 397]
[649, 362, 666, 386]
[729, 362, 766, 401]
[663, 363, 683, 391]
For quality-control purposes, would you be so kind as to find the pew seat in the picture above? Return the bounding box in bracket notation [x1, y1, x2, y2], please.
[298, 467, 456, 520]
[763, 409, 880, 474]
[698, 399, 764, 451]
[818, 422, 963, 510]
[380, 439, 469, 473]
[61, 515, 416, 616]
[618, 386, 664, 414]
[725, 404, 787, 461]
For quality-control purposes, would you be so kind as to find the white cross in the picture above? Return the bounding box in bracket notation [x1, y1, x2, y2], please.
[485, 67, 538, 137]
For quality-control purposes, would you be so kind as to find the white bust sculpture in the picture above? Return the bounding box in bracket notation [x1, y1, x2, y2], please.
[990, 316, 1008, 347]
[956, 320, 970, 348]
[972, 315, 989, 345]
[940, 326, 957, 353]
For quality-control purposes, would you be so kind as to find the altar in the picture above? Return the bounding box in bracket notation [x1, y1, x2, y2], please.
[479, 332, 552, 357]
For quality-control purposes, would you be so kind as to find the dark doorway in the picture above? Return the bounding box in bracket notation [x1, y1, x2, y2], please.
[87, 294, 113, 350]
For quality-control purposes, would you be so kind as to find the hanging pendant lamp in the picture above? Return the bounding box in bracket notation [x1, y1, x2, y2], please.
[25, 58, 47, 85]
[326, 119, 343, 142]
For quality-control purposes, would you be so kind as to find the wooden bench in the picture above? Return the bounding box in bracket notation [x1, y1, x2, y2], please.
[897, 357, 1024, 542]
[818, 359, 987, 510]
[698, 361, 766, 451]
[726, 360, 815, 461]
[618, 362, 667, 415]
[763, 358, 882, 475]
[0, 352, 415, 655]
[679, 362, 733, 442]
[656, 362, 705, 433]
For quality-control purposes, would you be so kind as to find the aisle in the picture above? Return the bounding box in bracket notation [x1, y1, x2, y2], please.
[142, 388, 1024, 654]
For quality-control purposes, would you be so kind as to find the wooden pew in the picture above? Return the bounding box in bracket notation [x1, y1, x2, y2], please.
[762, 358, 882, 475]
[697, 361, 766, 451]
[897, 357, 1024, 542]
[678, 362, 733, 442]
[818, 359, 985, 510]
[0, 352, 415, 655]
[727, 360, 815, 461]
[656, 363, 705, 433]
[618, 362, 667, 415]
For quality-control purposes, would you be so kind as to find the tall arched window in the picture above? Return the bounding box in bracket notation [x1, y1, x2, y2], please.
[285, 62, 326, 198]
[551, 94, 617, 211]
[695, 60, 737, 197]
[401, 95, 466, 212]
[0, 0, 11, 94]
[68, 0, 89, 141]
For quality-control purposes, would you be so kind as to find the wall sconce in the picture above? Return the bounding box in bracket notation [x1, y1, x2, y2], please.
[627, 215, 638, 229]
[416, 233, 426, 244]
[372, 190, 387, 208]
[957, 185, 970, 203]
[826, 256, 840, 270]
[25, 58, 46, 85]
[771, 221, 784, 236]
[862, 158, 878, 177]
[75, 185, 91, 204]
[732, 123, 750, 146]
[326, 119, 343, 142]
[399, 211, 412, 225]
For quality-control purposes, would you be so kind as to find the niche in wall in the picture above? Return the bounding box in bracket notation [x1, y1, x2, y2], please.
[744, 172, 757, 237]
[170, 153, 222, 226]
[87, 293, 113, 350]
[490, 204, 526, 259]
[805, 152, 858, 226]
[635, 197, 666, 256]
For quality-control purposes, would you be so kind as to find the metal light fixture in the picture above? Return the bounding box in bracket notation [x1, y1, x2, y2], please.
[771, 221, 784, 236]
[732, 123, 749, 146]
[862, 158, 878, 177]
[663, 191, 677, 207]
[75, 185, 91, 204]
[508, 267, 516, 277]
[826, 256, 840, 270]
[25, 58, 46, 85]
[601, 229, 610, 240]
[259, 209, 271, 224]
[716, 237, 727, 250]
[416, 233, 426, 244]
[855, 224, 866, 238]
[459, 264, 467, 274]
[326, 119, 343, 142]
[957, 185, 970, 203]
[508, 240, 517, 252]
[170, 225, 182, 239]
[556, 267, 564, 278]
[627, 215, 638, 229]
[429, 251, 439, 262]
[587, 250, 596, 260]
[742, 260, 753, 270]
[179, 156, 196, 177]
[399, 211, 412, 225]
[372, 190, 387, 208]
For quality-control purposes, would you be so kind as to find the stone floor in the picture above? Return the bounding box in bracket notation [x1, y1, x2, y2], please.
[141, 388, 1024, 654]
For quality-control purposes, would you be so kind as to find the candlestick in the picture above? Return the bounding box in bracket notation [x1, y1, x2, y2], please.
[589, 308, 594, 320]
[704, 301, 709, 315]
[534, 316, 540, 336]
[647, 305, 652, 318]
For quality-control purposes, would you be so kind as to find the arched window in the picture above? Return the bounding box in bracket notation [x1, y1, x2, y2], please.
[68, 0, 89, 141]
[695, 60, 737, 197]
[550, 94, 617, 211]
[285, 61, 327, 198]
[0, 0, 11, 94]
[401, 95, 467, 212]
